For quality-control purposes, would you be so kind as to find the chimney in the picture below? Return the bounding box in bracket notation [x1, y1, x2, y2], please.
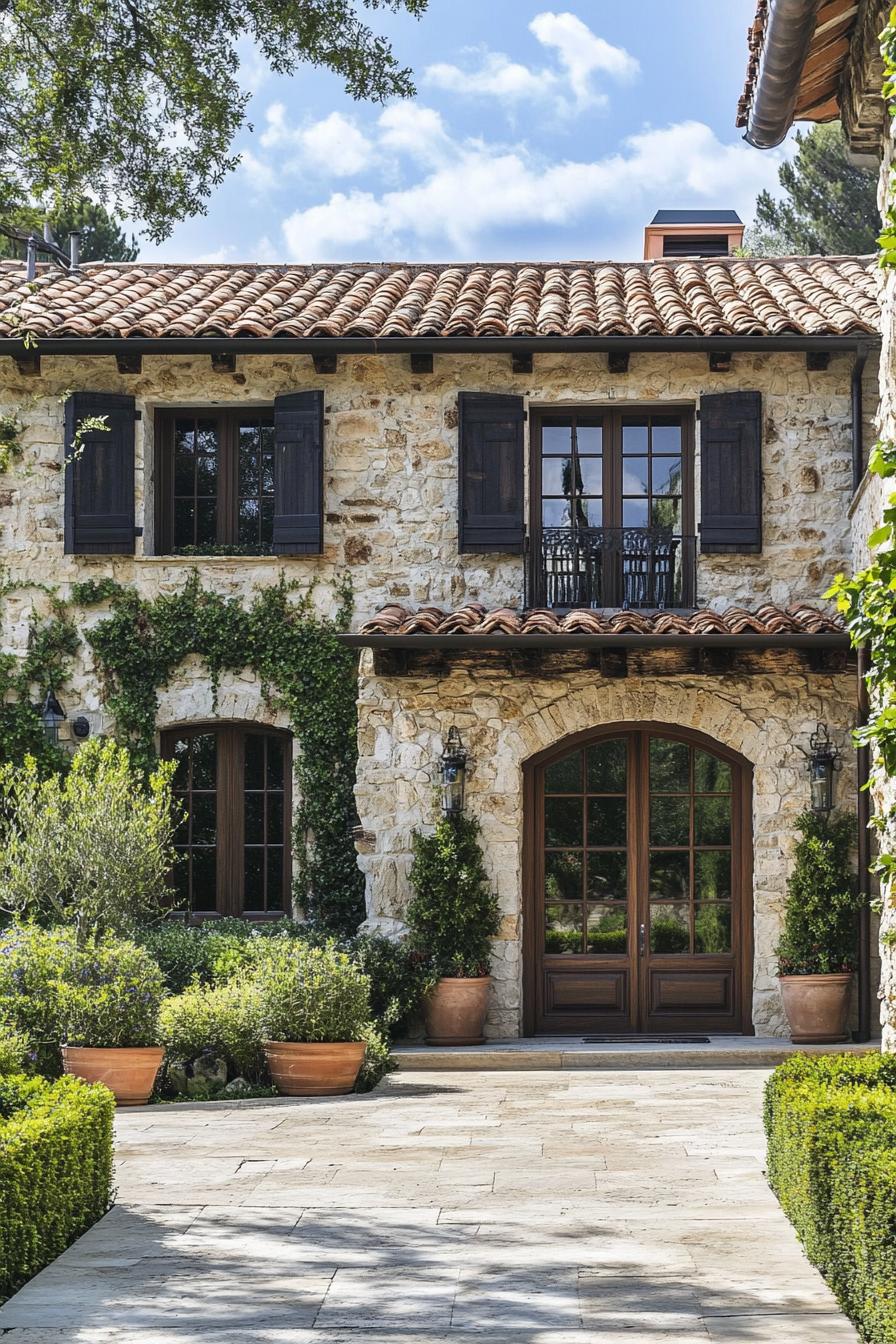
[643, 210, 744, 260]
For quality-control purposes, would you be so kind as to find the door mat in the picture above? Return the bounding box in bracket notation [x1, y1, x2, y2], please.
[581, 1036, 711, 1044]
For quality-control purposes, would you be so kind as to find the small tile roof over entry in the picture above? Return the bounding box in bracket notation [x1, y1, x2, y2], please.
[0, 256, 880, 341]
[356, 604, 845, 638]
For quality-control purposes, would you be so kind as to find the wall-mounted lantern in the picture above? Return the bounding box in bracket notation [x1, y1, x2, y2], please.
[38, 689, 66, 745]
[807, 722, 840, 816]
[439, 727, 467, 818]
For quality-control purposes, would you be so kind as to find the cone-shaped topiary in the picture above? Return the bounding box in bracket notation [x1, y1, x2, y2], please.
[406, 815, 500, 978]
[776, 810, 860, 975]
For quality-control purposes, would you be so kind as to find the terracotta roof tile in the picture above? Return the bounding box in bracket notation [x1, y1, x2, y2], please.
[0, 256, 879, 342]
[357, 603, 845, 638]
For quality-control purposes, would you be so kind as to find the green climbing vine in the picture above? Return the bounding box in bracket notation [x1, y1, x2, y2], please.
[880, 8, 896, 266]
[0, 574, 79, 774]
[76, 571, 364, 935]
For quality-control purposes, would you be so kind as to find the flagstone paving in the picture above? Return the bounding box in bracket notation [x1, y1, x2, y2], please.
[0, 1068, 858, 1342]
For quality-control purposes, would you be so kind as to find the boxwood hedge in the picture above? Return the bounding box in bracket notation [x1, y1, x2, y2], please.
[764, 1053, 896, 1343]
[0, 1074, 114, 1301]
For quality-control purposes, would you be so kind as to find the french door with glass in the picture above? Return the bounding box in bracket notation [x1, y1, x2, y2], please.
[528, 727, 751, 1034]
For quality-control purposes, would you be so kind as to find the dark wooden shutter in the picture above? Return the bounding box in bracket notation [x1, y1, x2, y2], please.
[64, 392, 136, 555]
[458, 392, 525, 552]
[699, 391, 762, 553]
[272, 391, 323, 555]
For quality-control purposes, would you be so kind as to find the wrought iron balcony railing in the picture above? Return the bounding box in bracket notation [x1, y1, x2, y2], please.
[528, 526, 696, 611]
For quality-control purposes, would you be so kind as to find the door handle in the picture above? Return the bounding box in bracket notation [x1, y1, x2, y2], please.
[639, 922, 646, 957]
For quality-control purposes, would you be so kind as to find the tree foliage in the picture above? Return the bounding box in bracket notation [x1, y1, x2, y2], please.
[0, 0, 428, 242]
[0, 200, 138, 262]
[744, 122, 878, 256]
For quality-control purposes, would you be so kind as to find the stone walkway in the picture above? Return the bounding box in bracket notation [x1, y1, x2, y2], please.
[0, 1068, 858, 1342]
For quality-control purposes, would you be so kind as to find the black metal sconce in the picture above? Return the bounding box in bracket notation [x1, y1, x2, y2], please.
[808, 722, 840, 816]
[38, 689, 66, 745]
[439, 728, 467, 818]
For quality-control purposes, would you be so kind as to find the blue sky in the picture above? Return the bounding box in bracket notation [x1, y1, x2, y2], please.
[143, 0, 788, 265]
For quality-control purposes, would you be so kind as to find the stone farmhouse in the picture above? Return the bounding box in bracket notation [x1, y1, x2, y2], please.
[0, 205, 882, 1040]
[737, 0, 893, 1043]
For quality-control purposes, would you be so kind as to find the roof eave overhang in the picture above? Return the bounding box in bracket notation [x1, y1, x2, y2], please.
[339, 631, 850, 651]
[0, 333, 878, 355]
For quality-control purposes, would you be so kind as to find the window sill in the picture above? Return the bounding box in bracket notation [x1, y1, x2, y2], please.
[135, 554, 312, 565]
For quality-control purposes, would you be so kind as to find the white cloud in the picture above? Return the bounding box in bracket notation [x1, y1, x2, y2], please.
[377, 103, 451, 164]
[280, 119, 783, 262]
[424, 10, 638, 114]
[258, 104, 373, 177]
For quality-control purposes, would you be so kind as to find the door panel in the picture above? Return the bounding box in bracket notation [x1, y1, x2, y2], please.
[531, 727, 750, 1034]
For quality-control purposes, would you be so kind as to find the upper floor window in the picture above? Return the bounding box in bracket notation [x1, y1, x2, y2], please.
[530, 407, 695, 610]
[155, 410, 276, 555]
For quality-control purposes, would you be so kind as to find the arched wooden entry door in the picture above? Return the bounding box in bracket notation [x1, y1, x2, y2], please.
[524, 725, 753, 1035]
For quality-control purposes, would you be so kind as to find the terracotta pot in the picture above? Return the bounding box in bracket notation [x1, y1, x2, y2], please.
[263, 1041, 366, 1096]
[779, 973, 853, 1044]
[61, 1045, 165, 1106]
[424, 976, 491, 1045]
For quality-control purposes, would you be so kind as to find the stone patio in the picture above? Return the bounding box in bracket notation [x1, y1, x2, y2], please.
[0, 1068, 858, 1342]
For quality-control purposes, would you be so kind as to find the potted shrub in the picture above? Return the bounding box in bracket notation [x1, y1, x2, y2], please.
[777, 810, 862, 1044]
[59, 937, 167, 1105]
[254, 942, 371, 1095]
[406, 815, 500, 1046]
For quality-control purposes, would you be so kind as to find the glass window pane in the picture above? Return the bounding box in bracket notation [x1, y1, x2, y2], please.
[652, 457, 682, 496]
[267, 793, 284, 844]
[694, 752, 731, 793]
[576, 425, 602, 454]
[174, 498, 195, 548]
[239, 498, 260, 548]
[622, 421, 648, 454]
[244, 792, 264, 845]
[695, 796, 731, 846]
[239, 443, 260, 496]
[542, 499, 573, 527]
[196, 499, 217, 547]
[586, 852, 627, 902]
[191, 734, 217, 790]
[245, 733, 264, 790]
[650, 903, 690, 953]
[545, 904, 582, 954]
[266, 848, 284, 911]
[544, 797, 582, 848]
[621, 458, 649, 495]
[174, 454, 194, 494]
[586, 904, 628, 953]
[586, 739, 627, 793]
[261, 452, 275, 496]
[542, 458, 576, 495]
[650, 795, 689, 847]
[650, 739, 690, 792]
[579, 458, 602, 494]
[649, 851, 689, 901]
[622, 498, 648, 527]
[196, 419, 217, 453]
[650, 497, 681, 530]
[587, 796, 626, 847]
[545, 752, 582, 794]
[196, 453, 217, 496]
[171, 738, 190, 789]
[260, 500, 274, 552]
[694, 904, 731, 954]
[244, 848, 264, 908]
[578, 498, 600, 526]
[174, 419, 195, 454]
[190, 794, 216, 846]
[695, 850, 732, 902]
[545, 851, 583, 903]
[267, 740, 285, 790]
[652, 419, 682, 452]
[191, 849, 217, 912]
[171, 854, 189, 905]
[542, 423, 573, 454]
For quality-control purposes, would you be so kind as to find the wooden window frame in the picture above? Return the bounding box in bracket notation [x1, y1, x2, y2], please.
[529, 405, 696, 609]
[154, 408, 275, 555]
[161, 722, 292, 921]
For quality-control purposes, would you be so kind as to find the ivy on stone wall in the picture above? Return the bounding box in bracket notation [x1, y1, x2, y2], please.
[879, 8, 896, 265]
[0, 571, 365, 936]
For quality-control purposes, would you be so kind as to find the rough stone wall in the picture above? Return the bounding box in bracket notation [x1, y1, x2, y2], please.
[355, 657, 856, 1038]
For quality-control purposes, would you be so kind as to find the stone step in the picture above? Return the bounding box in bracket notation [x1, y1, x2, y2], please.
[393, 1036, 880, 1071]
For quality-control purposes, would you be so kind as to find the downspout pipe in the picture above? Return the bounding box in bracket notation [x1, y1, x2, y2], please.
[853, 341, 870, 493]
[743, 0, 819, 149]
[856, 645, 873, 1041]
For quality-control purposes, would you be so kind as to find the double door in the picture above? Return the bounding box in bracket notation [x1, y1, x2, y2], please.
[529, 728, 751, 1034]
